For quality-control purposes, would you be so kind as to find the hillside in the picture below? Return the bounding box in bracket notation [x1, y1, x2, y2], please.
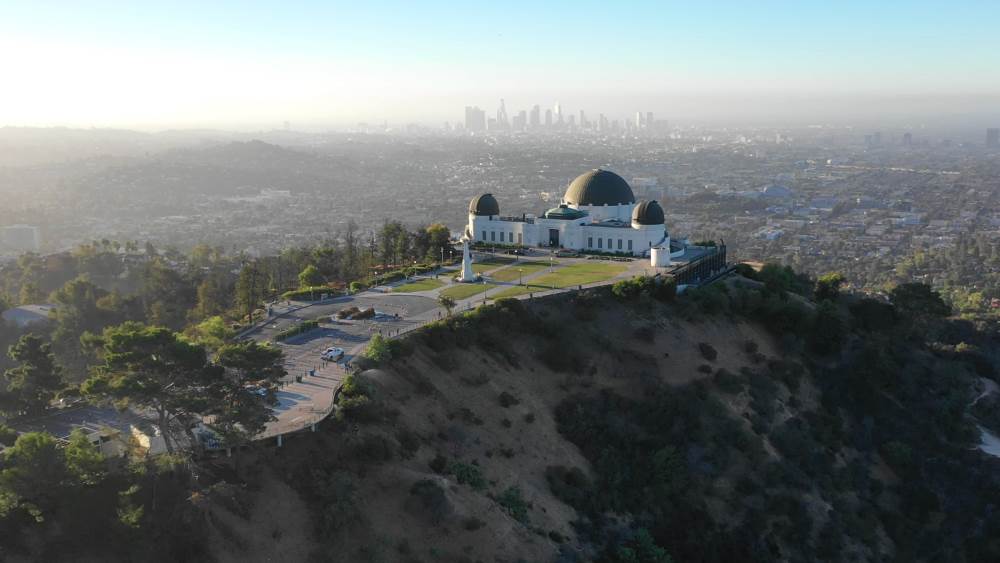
[5, 272, 1000, 562]
[194, 275, 1000, 563]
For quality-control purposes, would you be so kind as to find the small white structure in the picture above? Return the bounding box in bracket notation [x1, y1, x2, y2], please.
[466, 169, 686, 267]
[650, 245, 671, 268]
[458, 238, 476, 282]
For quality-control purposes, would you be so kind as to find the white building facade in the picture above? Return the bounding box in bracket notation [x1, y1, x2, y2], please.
[466, 169, 683, 265]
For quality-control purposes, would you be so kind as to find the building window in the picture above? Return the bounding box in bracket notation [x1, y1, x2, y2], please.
[598, 238, 603, 249]
[491, 231, 495, 241]
[588, 237, 593, 248]
[482, 230, 486, 240]
[628, 240, 633, 251]
[518, 232, 522, 244]
[507, 232, 512, 242]
[617, 239, 622, 250]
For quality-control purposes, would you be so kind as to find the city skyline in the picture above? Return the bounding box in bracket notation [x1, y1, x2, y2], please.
[2, 1, 1000, 129]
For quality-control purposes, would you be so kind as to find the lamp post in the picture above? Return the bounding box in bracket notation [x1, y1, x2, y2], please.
[482, 277, 487, 306]
[518, 268, 524, 286]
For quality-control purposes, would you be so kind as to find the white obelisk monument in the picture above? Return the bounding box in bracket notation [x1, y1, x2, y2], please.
[459, 238, 476, 282]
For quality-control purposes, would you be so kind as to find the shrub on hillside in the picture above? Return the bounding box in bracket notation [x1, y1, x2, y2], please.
[0, 423, 18, 446]
[492, 486, 531, 523]
[734, 262, 758, 280]
[498, 391, 520, 408]
[808, 301, 848, 356]
[713, 369, 744, 394]
[449, 461, 487, 490]
[312, 469, 361, 534]
[408, 480, 451, 524]
[337, 373, 380, 421]
[612, 276, 676, 302]
[758, 263, 813, 296]
[698, 342, 718, 361]
[429, 454, 449, 474]
[848, 298, 896, 332]
[545, 465, 592, 509]
[365, 334, 391, 363]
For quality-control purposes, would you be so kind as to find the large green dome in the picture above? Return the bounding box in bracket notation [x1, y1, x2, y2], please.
[563, 169, 635, 206]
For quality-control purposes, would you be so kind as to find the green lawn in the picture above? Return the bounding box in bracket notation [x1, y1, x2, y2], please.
[489, 261, 550, 282]
[440, 282, 497, 300]
[392, 277, 444, 293]
[490, 284, 548, 299]
[471, 256, 516, 273]
[528, 261, 627, 289]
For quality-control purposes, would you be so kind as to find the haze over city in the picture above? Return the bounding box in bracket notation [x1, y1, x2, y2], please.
[2, 0, 1000, 129]
[5, 2, 1000, 562]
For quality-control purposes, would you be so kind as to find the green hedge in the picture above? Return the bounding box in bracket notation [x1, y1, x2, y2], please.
[470, 241, 528, 251]
[366, 262, 440, 287]
[612, 275, 677, 301]
[274, 319, 320, 341]
[282, 286, 339, 301]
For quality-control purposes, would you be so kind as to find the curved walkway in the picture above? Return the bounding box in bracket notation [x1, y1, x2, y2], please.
[252, 251, 651, 444]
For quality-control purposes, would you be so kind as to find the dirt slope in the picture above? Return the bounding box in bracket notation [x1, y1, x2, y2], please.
[197, 290, 798, 562]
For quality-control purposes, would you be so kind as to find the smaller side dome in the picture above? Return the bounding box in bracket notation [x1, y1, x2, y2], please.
[469, 193, 500, 216]
[632, 200, 665, 225]
[544, 204, 587, 220]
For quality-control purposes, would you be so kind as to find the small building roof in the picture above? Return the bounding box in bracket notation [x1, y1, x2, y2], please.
[544, 205, 587, 220]
[1, 304, 56, 328]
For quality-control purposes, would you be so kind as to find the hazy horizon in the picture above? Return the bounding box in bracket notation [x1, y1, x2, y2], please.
[2, 0, 999, 130]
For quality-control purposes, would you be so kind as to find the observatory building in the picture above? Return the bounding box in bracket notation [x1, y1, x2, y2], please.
[466, 169, 684, 266]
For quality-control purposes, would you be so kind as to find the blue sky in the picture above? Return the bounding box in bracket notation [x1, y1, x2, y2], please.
[1, 0, 997, 128]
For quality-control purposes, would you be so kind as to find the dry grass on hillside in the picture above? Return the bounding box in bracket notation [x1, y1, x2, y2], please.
[198, 292, 812, 562]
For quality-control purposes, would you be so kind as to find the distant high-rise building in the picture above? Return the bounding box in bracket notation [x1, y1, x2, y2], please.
[579, 110, 587, 129]
[464, 106, 486, 131]
[496, 99, 509, 130]
[988, 128, 1000, 147]
[545, 109, 553, 128]
[873, 131, 882, 145]
[554, 102, 563, 126]
[513, 110, 527, 131]
[635, 111, 643, 128]
[646, 112, 654, 129]
[598, 113, 609, 132]
[529, 105, 540, 128]
[903, 132, 913, 146]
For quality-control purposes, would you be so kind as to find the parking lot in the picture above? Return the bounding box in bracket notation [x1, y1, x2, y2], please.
[249, 293, 434, 439]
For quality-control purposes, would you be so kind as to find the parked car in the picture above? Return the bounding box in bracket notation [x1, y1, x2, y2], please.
[243, 384, 268, 397]
[321, 347, 345, 361]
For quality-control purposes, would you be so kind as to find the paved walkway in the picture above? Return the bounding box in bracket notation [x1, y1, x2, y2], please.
[253, 250, 652, 443]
